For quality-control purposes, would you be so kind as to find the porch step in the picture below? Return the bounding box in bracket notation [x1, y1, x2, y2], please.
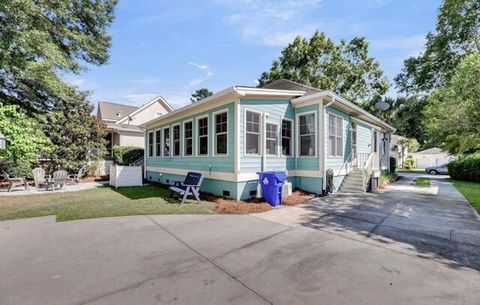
[338, 170, 365, 193]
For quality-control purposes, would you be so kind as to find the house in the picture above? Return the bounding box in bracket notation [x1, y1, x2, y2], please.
[142, 80, 394, 200]
[410, 147, 455, 168]
[97, 97, 174, 156]
[95, 97, 174, 175]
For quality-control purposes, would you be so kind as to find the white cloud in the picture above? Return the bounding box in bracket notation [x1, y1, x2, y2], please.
[187, 62, 214, 87]
[163, 94, 192, 109]
[188, 62, 209, 70]
[123, 93, 159, 106]
[68, 78, 85, 87]
[130, 77, 161, 85]
[216, 0, 323, 46]
[370, 35, 426, 56]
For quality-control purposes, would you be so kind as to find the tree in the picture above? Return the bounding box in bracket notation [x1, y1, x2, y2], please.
[258, 32, 389, 104]
[0, 0, 118, 113]
[190, 88, 213, 103]
[423, 53, 480, 155]
[0, 105, 51, 176]
[395, 0, 480, 94]
[396, 137, 419, 168]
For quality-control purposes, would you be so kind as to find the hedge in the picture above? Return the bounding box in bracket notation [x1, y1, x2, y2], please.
[448, 154, 480, 182]
[113, 146, 144, 165]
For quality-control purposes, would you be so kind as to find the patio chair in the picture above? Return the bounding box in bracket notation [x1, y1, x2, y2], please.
[67, 167, 85, 185]
[32, 167, 48, 189]
[169, 172, 204, 204]
[46, 170, 68, 191]
[2, 171, 29, 192]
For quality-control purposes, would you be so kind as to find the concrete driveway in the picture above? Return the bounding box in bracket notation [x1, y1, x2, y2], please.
[1, 175, 479, 305]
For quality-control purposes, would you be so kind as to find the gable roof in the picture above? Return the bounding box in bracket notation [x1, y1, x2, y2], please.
[115, 96, 174, 124]
[97, 101, 138, 122]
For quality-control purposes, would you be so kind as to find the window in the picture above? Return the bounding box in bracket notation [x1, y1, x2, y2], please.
[245, 110, 261, 154]
[266, 123, 278, 155]
[197, 116, 208, 155]
[155, 129, 161, 157]
[172, 125, 180, 156]
[148, 131, 154, 157]
[281, 120, 292, 156]
[214, 111, 228, 155]
[184, 121, 193, 156]
[328, 114, 343, 157]
[163, 127, 170, 157]
[299, 113, 316, 156]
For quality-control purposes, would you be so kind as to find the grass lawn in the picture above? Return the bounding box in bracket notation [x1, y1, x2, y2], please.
[450, 180, 480, 213]
[414, 177, 431, 187]
[0, 185, 214, 222]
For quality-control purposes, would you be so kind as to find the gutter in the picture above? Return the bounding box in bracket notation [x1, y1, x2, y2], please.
[322, 97, 336, 191]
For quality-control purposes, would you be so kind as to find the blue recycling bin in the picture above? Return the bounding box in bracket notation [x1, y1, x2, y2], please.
[257, 171, 286, 206]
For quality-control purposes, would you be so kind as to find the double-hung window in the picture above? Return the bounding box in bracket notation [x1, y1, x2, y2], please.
[299, 113, 316, 156]
[265, 123, 278, 155]
[245, 110, 261, 154]
[214, 111, 228, 155]
[148, 131, 154, 157]
[281, 120, 292, 156]
[155, 129, 161, 157]
[172, 124, 180, 156]
[328, 114, 343, 157]
[163, 127, 170, 157]
[197, 116, 208, 155]
[183, 121, 193, 156]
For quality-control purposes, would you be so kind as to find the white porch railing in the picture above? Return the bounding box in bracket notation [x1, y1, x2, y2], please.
[352, 152, 370, 169]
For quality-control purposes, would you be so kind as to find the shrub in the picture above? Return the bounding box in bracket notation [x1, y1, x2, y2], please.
[404, 157, 416, 170]
[448, 154, 480, 182]
[113, 146, 144, 165]
[390, 157, 397, 173]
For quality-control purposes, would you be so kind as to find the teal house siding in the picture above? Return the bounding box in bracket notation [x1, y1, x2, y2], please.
[325, 106, 352, 174]
[356, 122, 372, 153]
[239, 99, 296, 173]
[146, 102, 235, 173]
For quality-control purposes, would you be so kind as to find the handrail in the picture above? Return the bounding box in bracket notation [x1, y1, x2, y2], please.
[129, 156, 144, 167]
[337, 151, 352, 176]
[362, 153, 374, 192]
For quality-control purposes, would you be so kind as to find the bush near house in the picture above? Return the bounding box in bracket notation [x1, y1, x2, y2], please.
[390, 157, 397, 173]
[448, 154, 480, 182]
[404, 157, 416, 170]
[113, 146, 144, 165]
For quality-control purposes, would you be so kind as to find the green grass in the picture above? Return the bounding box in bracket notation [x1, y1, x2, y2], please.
[414, 177, 431, 187]
[450, 180, 480, 213]
[0, 185, 214, 222]
[380, 172, 398, 185]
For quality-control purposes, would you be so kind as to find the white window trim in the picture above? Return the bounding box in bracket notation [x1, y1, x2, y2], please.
[196, 114, 209, 157]
[147, 131, 154, 157]
[182, 119, 194, 157]
[327, 112, 344, 158]
[296, 111, 317, 158]
[154, 128, 162, 157]
[281, 118, 294, 157]
[212, 109, 229, 157]
[162, 126, 171, 158]
[171, 123, 181, 157]
[265, 122, 279, 156]
[244, 108, 262, 156]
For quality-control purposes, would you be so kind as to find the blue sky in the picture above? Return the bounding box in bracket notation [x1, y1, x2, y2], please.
[68, 0, 441, 109]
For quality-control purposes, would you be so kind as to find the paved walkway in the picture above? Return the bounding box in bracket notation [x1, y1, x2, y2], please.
[0, 175, 479, 305]
[0, 181, 107, 196]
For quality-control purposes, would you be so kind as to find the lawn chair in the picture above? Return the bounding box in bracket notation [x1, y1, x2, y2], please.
[32, 167, 48, 189]
[169, 172, 204, 204]
[46, 170, 68, 191]
[2, 171, 29, 192]
[67, 167, 85, 185]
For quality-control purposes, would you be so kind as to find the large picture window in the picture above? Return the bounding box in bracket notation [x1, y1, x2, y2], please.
[214, 111, 228, 155]
[282, 120, 292, 156]
[197, 116, 208, 155]
[163, 127, 170, 157]
[148, 131, 154, 157]
[172, 124, 180, 156]
[245, 110, 261, 155]
[328, 114, 343, 157]
[184, 121, 193, 156]
[266, 123, 278, 155]
[299, 113, 316, 156]
[155, 129, 161, 157]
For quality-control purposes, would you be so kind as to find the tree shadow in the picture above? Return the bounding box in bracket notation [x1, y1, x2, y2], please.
[111, 184, 178, 203]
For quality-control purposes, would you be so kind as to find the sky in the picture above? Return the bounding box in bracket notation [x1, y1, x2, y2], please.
[67, 0, 442, 110]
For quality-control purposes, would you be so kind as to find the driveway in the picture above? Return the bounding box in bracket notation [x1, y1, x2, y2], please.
[1, 175, 479, 305]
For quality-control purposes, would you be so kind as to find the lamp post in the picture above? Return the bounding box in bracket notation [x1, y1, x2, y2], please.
[0, 131, 6, 150]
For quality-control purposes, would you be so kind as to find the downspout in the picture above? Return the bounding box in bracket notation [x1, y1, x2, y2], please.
[322, 96, 336, 191]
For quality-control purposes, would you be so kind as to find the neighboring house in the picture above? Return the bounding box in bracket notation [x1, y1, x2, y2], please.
[410, 147, 455, 168]
[95, 96, 174, 175]
[143, 79, 394, 200]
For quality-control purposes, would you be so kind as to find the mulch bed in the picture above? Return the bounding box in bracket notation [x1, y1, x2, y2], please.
[206, 190, 315, 214]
